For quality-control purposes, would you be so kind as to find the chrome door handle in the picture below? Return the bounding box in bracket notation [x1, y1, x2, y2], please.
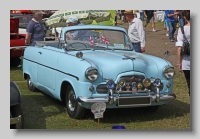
[38, 52, 42, 54]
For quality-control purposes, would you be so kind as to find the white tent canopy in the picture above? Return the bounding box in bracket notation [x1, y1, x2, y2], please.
[46, 10, 111, 26]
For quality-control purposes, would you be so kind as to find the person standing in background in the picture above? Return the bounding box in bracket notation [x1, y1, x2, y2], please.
[25, 10, 46, 46]
[174, 10, 179, 28]
[115, 10, 118, 25]
[139, 10, 144, 21]
[66, 15, 91, 41]
[144, 10, 156, 32]
[117, 10, 122, 20]
[177, 10, 187, 27]
[164, 12, 169, 37]
[121, 10, 128, 23]
[124, 10, 145, 53]
[164, 10, 179, 42]
[175, 10, 190, 96]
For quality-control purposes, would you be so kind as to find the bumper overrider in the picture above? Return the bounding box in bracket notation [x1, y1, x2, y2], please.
[77, 78, 176, 106]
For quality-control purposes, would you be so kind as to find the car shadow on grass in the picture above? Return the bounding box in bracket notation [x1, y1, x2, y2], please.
[21, 92, 66, 129]
[21, 90, 190, 127]
[83, 99, 190, 124]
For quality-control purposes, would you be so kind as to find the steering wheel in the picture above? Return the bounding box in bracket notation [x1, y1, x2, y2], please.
[67, 42, 88, 49]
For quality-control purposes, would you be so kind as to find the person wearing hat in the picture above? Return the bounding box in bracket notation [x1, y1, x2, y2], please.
[25, 10, 46, 46]
[124, 10, 146, 53]
[66, 15, 91, 41]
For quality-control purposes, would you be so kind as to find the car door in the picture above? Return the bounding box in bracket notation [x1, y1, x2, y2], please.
[37, 46, 60, 92]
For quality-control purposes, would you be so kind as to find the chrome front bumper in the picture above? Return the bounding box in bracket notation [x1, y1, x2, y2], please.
[77, 93, 176, 104]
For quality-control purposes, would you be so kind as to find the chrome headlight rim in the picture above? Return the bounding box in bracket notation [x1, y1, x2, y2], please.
[163, 66, 175, 79]
[85, 67, 98, 82]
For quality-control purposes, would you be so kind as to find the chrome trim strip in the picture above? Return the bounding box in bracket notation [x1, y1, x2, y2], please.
[77, 97, 109, 103]
[117, 89, 150, 94]
[77, 93, 176, 105]
[23, 58, 79, 80]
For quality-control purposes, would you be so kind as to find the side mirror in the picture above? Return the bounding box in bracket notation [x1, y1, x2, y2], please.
[163, 51, 170, 59]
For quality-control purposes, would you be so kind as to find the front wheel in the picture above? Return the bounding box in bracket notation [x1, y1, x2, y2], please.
[65, 86, 86, 119]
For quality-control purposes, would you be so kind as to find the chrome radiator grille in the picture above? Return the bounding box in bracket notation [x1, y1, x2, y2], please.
[96, 75, 163, 94]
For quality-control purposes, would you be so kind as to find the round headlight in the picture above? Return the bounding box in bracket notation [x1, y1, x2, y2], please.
[85, 68, 98, 82]
[163, 66, 174, 79]
[143, 78, 151, 88]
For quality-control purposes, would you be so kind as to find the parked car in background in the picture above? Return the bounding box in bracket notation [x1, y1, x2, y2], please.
[10, 10, 33, 14]
[22, 25, 176, 119]
[10, 81, 24, 129]
[10, 16, 28, 67]
[10, 14, 33, 29]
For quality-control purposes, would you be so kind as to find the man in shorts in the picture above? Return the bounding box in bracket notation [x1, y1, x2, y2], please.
[144, 10, 156, 32]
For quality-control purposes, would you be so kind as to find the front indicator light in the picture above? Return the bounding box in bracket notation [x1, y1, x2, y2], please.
[166, 83, 171, 88]
[89, 86, 94, 92]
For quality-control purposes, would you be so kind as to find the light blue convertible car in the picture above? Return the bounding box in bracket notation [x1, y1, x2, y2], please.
[22, 25, 176, 119]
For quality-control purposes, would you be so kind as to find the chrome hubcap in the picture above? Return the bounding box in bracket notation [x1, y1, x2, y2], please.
[28, 79, 33, 87]
[28, 78, 32, 87]
[68, 90, 76, 111]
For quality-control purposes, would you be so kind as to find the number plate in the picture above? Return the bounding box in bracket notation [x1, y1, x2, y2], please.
[118, 96, 151, 106]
